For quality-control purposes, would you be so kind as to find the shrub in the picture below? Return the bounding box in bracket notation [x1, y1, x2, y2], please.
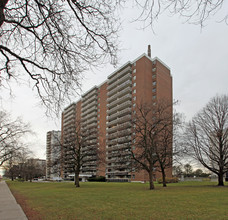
[157, 177, 179, 184]
[88, 176, 106, 182]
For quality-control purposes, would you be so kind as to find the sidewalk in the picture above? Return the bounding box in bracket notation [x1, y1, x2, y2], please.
[0, 181, 28, 220]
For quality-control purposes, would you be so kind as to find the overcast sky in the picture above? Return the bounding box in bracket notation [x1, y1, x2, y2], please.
[1, 2, 228, 162]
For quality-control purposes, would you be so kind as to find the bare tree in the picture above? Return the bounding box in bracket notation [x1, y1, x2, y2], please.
[0, 0, 119, 114]
[62, 120, 101, 187]
[131, 0, 227, 27]
[153, 101, 174, 187]
[131, 103, 157, 190]
[172, 165, 183, 178]
[3, 146, 32, 180]
[183, 163, 193, 177]
[130, 101, 178, 189]
[0, 110, 31, 166]
[184, 94, 228, 186]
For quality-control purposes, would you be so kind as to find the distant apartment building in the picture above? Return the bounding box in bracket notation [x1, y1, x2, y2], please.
[61, 46, 173, 181]
[46, 130, 61, 180]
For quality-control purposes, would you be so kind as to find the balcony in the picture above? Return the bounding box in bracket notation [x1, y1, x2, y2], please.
[107, 122, 132, 134]
[106, 142, 131, 151]
[108, 65, 132, 84]
[106, 170, 129, 176]
[108, 72, 132, 91]
[107, 149, 129, 158]
[108, 94, 132, 110]
[81, 100, 97, 112]
[86, 122, 97, 129]
[82, 145, 96, 152]
[82, 88, 98, 100]
[107, 139, 118, 146]
[118, 80, 132, 92]
[83, 155, 97, 161]
[82, 95, 97, 108]
[107, 100, 132, 115]
[86, 116, 97, 125]
[64, 104, 76, 117]
[63, 113, 76, 126]
[107, 80, 132, 97]
[108, 114, 132, 127]
[87, 138, 97, 145]
[87, 110, 97, 120]
[107, 128, 131, 140]
[81, 106, 97, 117]
[107, 163, 131, 169]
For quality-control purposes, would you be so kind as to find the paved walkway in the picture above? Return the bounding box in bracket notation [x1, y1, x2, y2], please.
[0, 181, 28, 220]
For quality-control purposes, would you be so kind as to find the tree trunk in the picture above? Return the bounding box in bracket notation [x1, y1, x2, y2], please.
[0, 0, 8, 27]
[161, 168, 167, 187]
[218, 172, 224, 186]
[74, 172, 80, 187]
[149, 171, 155, 190]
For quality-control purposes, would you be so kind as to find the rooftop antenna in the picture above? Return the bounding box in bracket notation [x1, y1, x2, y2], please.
[148, 45, 151, 57]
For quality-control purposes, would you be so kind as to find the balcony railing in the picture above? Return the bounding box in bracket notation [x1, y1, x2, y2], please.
[108, 114, 131, 127]
[107, 100, 132, 115]
[108, 72, 132, 91]
[82, 95, 97, 108]
[108, 65, 132, 84]
[81, 100, 97, 112]
[107, 128, 131, 140]
[108, 94, 132, 110]
[107, 80, 132, 97]
[107, 121, 132, 134]
[82, 88, 97, 100]
[81, 105, 97, 117]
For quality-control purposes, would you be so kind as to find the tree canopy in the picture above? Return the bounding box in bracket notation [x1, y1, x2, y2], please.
[0, 0, 119, 115]
[185, 94, 228, 186]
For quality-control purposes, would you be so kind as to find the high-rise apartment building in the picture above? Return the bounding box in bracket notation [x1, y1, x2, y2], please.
[46, 130, 61, 180]
[61, 47, 172, 181]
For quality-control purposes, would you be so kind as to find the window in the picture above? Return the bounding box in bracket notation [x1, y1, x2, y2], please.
[133, 89, 136, 94]
[152, 81, 156, 86]
[133, 69, 136, 74]
[152, 88, 156, 93]
[133, 96, 136, 101]
[133, 62, 136, 67]
[133, 75, 136, 80]
[153, 95, 156, 99]
[133, 103, 136, 107]
[152, 74, 156, 79]
[133, 82, 136, 87]
[152, 68, 156, 72]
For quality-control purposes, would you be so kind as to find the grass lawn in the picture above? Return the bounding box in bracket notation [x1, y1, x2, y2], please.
[7, 181, 228, 220]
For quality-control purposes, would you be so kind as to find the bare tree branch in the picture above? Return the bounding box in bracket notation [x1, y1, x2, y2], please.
[0, 0, 120, 115]
[184, 94, 228, 186]
[0, 110, 31, 166]
[130, 0, 226, 28]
